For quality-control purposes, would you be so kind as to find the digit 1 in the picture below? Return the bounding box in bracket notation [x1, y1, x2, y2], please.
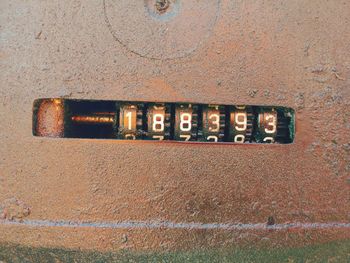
[118, 104, 142, 139]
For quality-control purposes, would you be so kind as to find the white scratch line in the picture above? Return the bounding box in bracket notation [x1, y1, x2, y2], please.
[1, 220, 350, 230]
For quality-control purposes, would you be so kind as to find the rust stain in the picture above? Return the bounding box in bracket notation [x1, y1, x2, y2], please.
[34, 99, 64, 137]
[0, 198, 31, 221]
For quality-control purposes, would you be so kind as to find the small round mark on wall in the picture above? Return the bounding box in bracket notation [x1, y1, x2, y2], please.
[145, 0, 180, 22]
[155, 0, 170, 13]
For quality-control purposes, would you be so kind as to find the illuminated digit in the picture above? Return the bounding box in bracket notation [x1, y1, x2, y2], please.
[180, 134, 191, 141]
[152, 135, 164, 140]
[207, 135, 218, 142]
[234, 134, 245, 143]
[153, 113, 164, 132]
[263, 137, 274, 143]
[125, 134, 136, 140]
[180, 113, 192, 132]
[209, 114, 220, 132]
[236, 105, 246, 110]
[265, 114, 276, 134]
[126, 111, 133, 130]
[235, 112, 247, 131]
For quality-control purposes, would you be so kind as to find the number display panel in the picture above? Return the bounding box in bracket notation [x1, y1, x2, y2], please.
[33, 99, 295, 144]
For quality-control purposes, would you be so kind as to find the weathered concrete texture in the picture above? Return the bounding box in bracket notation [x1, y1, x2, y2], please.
[0, 0, 349, 252]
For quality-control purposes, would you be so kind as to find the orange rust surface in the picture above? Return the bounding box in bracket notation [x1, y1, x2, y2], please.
[34, 99, 64, 137]
[0, 0, 349, 252]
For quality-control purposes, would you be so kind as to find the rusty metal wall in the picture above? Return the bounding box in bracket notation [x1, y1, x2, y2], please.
[0, 0, 349, 252]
